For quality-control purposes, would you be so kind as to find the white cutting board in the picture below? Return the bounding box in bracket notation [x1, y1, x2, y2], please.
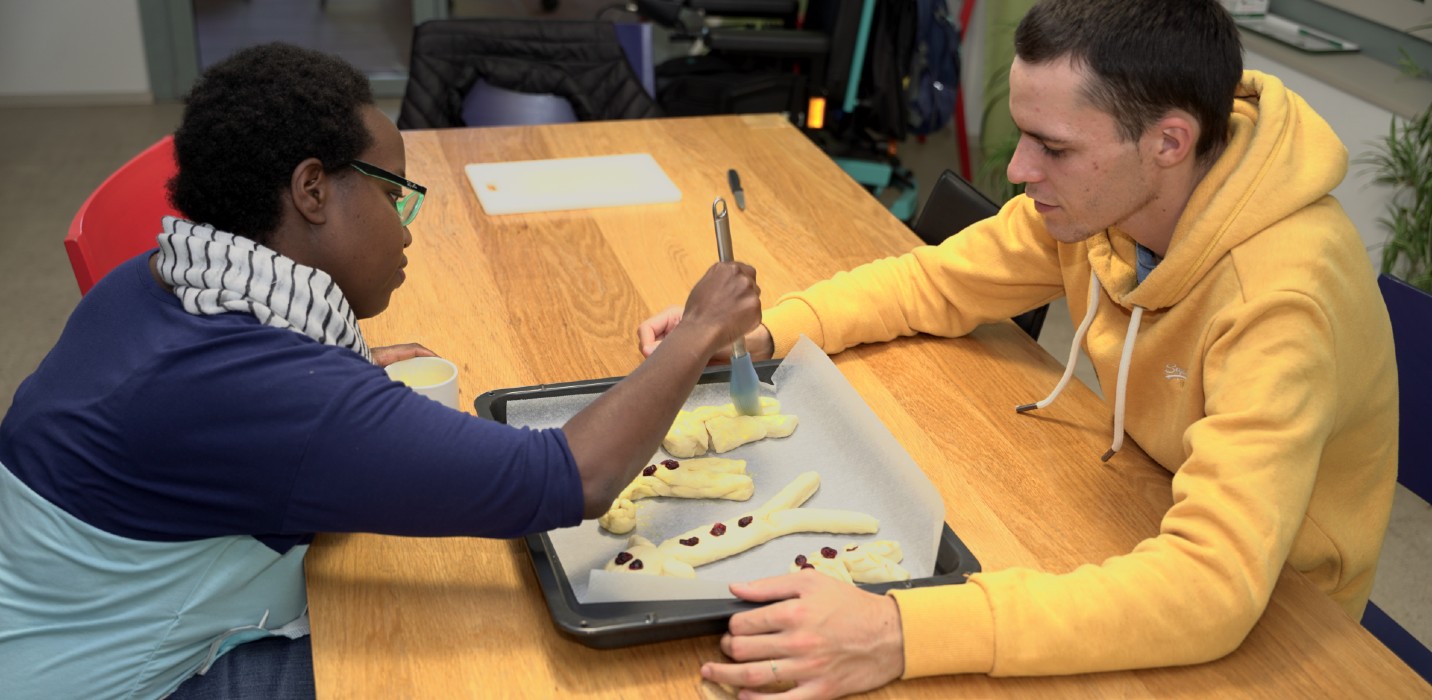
[464, 153, 682, 215]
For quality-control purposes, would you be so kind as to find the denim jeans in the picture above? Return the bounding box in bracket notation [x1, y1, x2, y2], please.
[168, 636, 314, 700]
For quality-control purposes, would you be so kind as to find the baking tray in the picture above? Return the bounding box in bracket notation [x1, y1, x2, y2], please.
[474, 360, 982, 649]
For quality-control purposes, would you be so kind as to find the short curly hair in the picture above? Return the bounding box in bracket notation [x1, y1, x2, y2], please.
[169, 43, 374, 244]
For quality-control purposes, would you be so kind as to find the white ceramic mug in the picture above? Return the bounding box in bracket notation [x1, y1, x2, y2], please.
[384, 356, 460, 410]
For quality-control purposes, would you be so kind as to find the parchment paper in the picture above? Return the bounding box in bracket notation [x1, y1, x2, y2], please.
[506, 336, 946, 603]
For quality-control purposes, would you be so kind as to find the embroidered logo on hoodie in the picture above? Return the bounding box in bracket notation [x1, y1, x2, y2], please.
[1164, 363, 1188, 382]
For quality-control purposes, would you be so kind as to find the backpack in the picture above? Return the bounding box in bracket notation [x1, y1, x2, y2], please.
[857, 0, 917, 142]
[908, 0, 961, 136]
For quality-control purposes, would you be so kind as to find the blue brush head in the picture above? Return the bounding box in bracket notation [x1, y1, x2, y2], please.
[730, 354, 761, 416]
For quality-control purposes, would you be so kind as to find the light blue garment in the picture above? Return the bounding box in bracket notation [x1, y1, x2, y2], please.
[1136, 243, 1163, 284]
[0, 464, 308, 700]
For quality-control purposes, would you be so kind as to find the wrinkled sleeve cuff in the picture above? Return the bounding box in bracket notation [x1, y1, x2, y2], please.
[888, 581, 995, 678]
[762, 297, 823, 358]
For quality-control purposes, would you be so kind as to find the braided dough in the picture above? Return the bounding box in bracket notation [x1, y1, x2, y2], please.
[597, 457, 752, 534]
[603, 471, 879, 578]
[788, 540, 910, 584]
[662, 398, 799, 457]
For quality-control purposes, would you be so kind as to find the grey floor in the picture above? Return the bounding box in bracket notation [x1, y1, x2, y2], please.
[1, 0, 1427, 662]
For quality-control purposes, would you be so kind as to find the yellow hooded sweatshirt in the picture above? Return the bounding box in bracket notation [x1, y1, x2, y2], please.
[761, 71, 1399, 676]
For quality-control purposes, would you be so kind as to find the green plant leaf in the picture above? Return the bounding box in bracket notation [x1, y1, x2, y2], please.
[1363, 100, 1432, 293]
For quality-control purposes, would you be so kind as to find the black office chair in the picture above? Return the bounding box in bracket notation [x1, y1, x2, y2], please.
[398, 18, 661, 130]
[646, 0, 885, 128]
[1360, 274, 1432, 684]
[644, 0, 920, 220]
[910, 169, 1049, 341]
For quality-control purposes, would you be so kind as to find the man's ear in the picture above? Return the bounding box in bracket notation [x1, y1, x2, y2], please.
[290, 158, 330, 225]
[1150, 110, 1198, 168]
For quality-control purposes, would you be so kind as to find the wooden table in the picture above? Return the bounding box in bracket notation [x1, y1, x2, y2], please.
[306, 115, 1428, 698]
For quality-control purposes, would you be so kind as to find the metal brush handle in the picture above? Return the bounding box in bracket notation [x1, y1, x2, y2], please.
[712, 197, 749, 360]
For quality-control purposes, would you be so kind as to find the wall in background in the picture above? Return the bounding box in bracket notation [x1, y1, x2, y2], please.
[0, 0, 150, 102]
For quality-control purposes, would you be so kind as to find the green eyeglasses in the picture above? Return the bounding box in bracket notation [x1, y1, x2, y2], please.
[349, 159, 427, 226]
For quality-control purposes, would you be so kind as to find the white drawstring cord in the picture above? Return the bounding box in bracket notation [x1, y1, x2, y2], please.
[1017, 269, 1101, 414]
[1101, 305, 1144, 462]
[1016, 268, 1144, 463]
[198, 609, 272, 675]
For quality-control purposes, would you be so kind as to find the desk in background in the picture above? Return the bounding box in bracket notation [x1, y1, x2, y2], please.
[305, 115, 1428, 697]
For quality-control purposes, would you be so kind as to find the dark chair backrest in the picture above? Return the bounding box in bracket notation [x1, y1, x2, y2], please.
[1355, 274, 1430, 684]
[1378, 273, 1431, 502]
[398, 19, 661, 130]
[910, 169, 1048, 341]
[910, 168, 997, 245]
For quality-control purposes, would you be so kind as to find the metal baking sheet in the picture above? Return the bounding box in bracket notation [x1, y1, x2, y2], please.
[474, 359, 982, 649]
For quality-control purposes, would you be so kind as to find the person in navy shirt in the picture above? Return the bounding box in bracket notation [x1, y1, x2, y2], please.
[0, 43, 761, 700]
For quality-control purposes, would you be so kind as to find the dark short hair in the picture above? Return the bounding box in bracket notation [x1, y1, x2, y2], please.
[1014, 0, 1242, 164]
[168, 43, 374, 243]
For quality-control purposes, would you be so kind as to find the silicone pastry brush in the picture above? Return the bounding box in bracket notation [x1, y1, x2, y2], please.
[712, 197, 761, 416]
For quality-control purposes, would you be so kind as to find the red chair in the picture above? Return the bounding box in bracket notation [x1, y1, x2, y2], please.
[64, 135, 181, 295]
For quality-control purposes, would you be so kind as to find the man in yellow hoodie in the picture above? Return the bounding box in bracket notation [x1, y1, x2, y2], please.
[638, 0, 1399, 696]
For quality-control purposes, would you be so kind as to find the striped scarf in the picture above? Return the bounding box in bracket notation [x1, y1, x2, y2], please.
[154, 217, 372, 363]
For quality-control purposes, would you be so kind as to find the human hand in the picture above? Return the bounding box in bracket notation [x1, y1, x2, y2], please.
[662, 261, 762, 361]
[637, 291, 774, 362]
[637, 305, 685, 358]
[370, 343, 437, 368]
[701, 571, 905, 700]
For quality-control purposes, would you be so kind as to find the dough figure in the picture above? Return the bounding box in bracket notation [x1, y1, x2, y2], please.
[597, 457, 752, 534]
[706, 414, 799, 453]
[662, 411, 710, 458]
[661, 397, 797, 457]
[596, 498, 638, 534]
[604, 471, 878, 577]
[788, 540, 911, 584]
